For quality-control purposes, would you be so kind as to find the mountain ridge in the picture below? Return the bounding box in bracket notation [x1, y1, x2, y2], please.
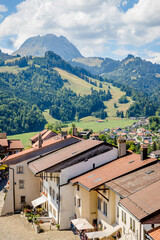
[12, 34, 83, 60]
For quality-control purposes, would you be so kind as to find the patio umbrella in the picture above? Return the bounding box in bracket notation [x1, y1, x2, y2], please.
[71, 218, 94, 231]
[85, 231, 106, 239]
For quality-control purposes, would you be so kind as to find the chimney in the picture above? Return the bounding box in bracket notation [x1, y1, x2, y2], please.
[141, 144, 148, 160]
[38, 133, 43, 148]
[72, 127, 78, 137]
[61, 131, 67, 139]
[118, 137, 126, 157]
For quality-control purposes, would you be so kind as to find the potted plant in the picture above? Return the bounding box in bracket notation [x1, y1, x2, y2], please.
[56, 224, 60, 230]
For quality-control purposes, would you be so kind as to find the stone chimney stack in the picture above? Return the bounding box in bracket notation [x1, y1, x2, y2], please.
[141, 144, 148, 160]
[72, 127, 78, 137]
[118, 137, 126, 157]
[38, 133, 43, 148]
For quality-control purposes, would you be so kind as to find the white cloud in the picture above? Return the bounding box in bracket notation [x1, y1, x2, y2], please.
[0, 46, 13, 55]
[145, 50, 160, 64]
[0, 4, 8, 12]
[122, 0, 127, 6]
[0, 0, 160, 59]
[113, 48, 137, 58]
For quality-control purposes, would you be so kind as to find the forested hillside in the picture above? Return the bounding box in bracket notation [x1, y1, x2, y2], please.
[72, 54, 160, 117]
[0, 51, 112, 134]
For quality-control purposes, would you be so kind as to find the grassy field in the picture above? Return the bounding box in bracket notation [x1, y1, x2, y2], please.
[43, 109, 59, 124]
[72, 57, 103, 67]
[8, 131, 40, 149]
[62, 117, 136, 132]
[0, 65, 28, 74]
[54, 67, 133, 116]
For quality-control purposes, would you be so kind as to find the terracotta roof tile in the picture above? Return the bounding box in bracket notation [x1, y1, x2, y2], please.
[2, 136, 80, 164]
[120, 180, 160, 221]
[8, 140, 24, 149]
[0, 139, 8, 147]
[70, 152, 157, 190]
[0, 133, 7, 139]
[29, 129, 48, 141]
[106, 162, 160, 197]
[29, 139, 104, 174]
[147, 226, 160, 240]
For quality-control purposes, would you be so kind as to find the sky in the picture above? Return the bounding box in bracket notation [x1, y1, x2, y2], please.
[0, 0, 160, 63]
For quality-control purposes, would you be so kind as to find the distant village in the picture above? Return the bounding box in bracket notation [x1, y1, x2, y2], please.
[0, 118, 160, 240]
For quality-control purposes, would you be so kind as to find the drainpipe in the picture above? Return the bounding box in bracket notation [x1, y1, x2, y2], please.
[58, 176, 60, 226]
[9, 167, 15, 214]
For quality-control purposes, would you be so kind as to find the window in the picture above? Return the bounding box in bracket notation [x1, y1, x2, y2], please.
[122, 210, 126, 224]
[56, 194, 59, 204]
[49, 187, 52, 195]
[74, 197, 76, 206]
[52, 189, 55, 199]
[49, 204, 52, 213]
[19, 180, 24, 189]
[98, 197, 101, 211]
[103, 201, 107, 216]
[17, 166, 23, 174]
[56, 177, 59, 186]
[50, 173, 52, 180]
[40, 181, 42, 192]
[20, 196, 25, 204]
[77, 185, 79, 191]
[130, 217, 135, 232]
[117, 206, 119, 218]
[52, 208, 56, 217]
[77, 198, 81, 207]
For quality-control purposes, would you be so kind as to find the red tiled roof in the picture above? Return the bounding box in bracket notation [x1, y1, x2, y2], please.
[2, 135, 79, 163]
[8, 140, 24, 150]
[106, 162, 160, 197]
[147, 226, 160, 240]
[120, 180, 160, 221]
[32, 131, 58, 147]
[0, 139, 8, 147]
[29, 129, 48, 141]
[0, 133, 7, 139]
[29, 139, 103, 175]
[70, 152, 157, 190]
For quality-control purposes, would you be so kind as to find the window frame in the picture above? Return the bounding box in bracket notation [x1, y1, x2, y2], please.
[103, 201, 107, 216]
[98, 197, 101, 211]
[19, 180, 24, 189]
[17, 166, 23, 174]
[20, 196, 25, 204]
[77, 198, 81, 208]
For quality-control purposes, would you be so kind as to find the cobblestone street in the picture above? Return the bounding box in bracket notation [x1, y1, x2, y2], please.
[0, 214, 80, 240]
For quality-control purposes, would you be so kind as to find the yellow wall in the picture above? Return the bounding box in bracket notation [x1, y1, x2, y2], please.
[73, 185, 97, 224]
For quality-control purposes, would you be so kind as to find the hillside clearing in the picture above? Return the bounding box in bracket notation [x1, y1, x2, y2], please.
[0, 65, 28, 74]
[55, 67, 133, 116]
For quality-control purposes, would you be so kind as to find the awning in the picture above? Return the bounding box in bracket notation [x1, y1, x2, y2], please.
[31, 195, 47, 208]
[85, 231, 106, 239]
[71, 218, 94, 231]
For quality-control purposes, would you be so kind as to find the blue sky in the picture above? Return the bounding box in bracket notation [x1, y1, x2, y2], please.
[0, 0, 160, 63]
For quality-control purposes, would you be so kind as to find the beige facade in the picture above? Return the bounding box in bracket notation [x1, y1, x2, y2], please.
[2, 161, 40, 215]
[72, 184, 143, 240]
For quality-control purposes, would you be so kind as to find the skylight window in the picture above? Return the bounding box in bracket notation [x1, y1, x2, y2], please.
[87, 174, 95, 179]
[128, 160, 134, 164]
[145, 170, 155, 175]
[72, 151, 78, 155]
[94, 178, 102, 182]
